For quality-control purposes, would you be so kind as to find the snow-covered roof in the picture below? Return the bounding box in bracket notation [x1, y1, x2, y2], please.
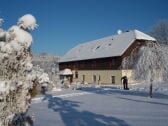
[59, 69, 73, 75]
[59, 30, 156, 63]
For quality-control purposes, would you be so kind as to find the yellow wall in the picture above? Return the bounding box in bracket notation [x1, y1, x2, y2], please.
[72, 69, 136, 85]
[72, 70, 122, 84]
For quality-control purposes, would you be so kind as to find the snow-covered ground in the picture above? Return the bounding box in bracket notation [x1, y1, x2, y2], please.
[30, 83, 168, 126]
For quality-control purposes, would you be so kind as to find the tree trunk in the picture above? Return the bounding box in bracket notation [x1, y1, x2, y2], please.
[149, 82, 153, 98]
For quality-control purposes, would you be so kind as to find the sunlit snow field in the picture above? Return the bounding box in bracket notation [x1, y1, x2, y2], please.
[30, 83, 168, 126]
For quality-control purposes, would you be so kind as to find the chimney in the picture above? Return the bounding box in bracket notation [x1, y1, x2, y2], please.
[117, 29, 122, 35]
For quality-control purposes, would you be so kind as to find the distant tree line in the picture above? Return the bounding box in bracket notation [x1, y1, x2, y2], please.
[149, 20, 168, 45]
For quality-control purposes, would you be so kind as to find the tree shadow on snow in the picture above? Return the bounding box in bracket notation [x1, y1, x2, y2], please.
[80, 86, 168, 99]
[43, 94, 130, 126]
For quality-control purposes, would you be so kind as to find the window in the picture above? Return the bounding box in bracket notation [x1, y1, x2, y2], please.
[75, 71, 78, 78]
[82, 75, 85, 83]
[112, 59, 115, 65]
[0, 70, 3, 76]
[111, 76, 115, 84]
[95, 45, 100, 49]
[82, 75, 85, 80]
[98, 75, 101, 84]
[93, 45, 101, 52]
[93, 75, 96, 83]
[98, 75, 101, 81]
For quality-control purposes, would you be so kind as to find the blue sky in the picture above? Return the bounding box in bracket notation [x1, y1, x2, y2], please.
[0, 0, 168, 55]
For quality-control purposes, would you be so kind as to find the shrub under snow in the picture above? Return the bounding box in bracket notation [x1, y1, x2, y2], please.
[0, 14, 50, 126]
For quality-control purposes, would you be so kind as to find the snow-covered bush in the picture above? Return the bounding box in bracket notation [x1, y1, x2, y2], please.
[27, 65, 52, 95]
[0, 14, 49, 126]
